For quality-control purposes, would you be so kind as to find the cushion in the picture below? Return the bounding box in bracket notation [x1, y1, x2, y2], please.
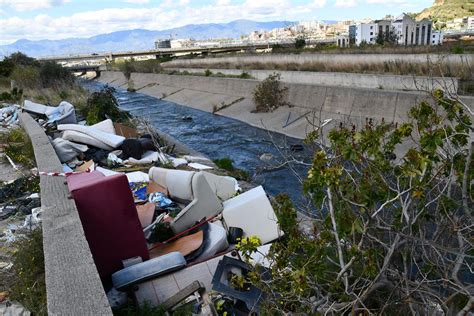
[112, 252, 186, 291]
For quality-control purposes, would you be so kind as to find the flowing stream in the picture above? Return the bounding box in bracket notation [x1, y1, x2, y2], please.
[82, 80, 313, 210]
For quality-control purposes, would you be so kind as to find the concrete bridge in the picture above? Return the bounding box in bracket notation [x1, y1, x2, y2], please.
[65, 64, 105, 77]
[37, 38, 337, 64]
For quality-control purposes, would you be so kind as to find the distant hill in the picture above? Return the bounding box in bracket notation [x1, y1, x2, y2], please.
[417, 0, 474, 21]
[0, 19, 294, 58]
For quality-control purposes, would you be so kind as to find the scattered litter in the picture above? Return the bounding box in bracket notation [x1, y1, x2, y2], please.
[126, 171, 149, 183]
[0, 262, 13, 270]
[75, 160, 95, 172]
[107, 153, 123, 166]
[260, 153, 274, 162]
[125, 151, 159, 165]
[188, 162, 214, 170]
[148, 192, 173, 208]
[4, 154, 19, 171]
[0, 300, 31, 316]
[21, 208, 43, 230]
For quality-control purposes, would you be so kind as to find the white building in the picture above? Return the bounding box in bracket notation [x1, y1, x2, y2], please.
[468, 16, 474, 30]
[355, 14, 439, 46]
[431, 30, 444, 45]
[355, 22, 377, 45]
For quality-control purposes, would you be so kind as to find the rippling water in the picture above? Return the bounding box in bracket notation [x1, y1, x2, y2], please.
[82, 80, 313, 210]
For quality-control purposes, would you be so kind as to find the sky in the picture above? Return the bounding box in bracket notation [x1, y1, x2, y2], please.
[0, 0, 433, 45]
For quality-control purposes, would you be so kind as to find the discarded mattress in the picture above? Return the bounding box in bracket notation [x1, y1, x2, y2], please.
[51, 137, 88, 163]
[23, 100, 54, 115]
[59, 119, 125, 150]
[67, 171, 149, 280]
[112, 252, 186, 291]
[222, 186, 282, 245]
[24, 100, 77, 124]
[46, 101, 77, 124]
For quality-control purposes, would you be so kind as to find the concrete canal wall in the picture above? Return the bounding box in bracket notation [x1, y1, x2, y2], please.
[97, 71, 474, 140]
[162, 53, 473, 69]
[165, 68, 460, 93]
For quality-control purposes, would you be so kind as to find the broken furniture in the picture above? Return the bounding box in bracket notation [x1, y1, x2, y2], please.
[112, 252, 186, 291]
[67, 171, 149, 280]
[222, 186, 282, 244]
[211, 256, 267, 312]
[133, 251, 241, 306]
[149, 167, 227, 234]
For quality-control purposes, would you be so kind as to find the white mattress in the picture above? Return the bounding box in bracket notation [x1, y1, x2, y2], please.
[58, 120, 124, 149]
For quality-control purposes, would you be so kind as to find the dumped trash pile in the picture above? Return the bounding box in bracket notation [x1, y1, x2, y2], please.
[2, 94, 284, 314]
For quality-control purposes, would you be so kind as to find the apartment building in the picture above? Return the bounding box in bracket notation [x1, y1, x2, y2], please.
[355, 14, 438, 46]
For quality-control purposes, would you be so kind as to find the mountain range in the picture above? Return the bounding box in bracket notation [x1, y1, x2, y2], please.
[0, 20, 295, 58]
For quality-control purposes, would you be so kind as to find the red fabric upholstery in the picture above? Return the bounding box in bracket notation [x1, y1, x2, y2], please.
[67, 171, 149, 280]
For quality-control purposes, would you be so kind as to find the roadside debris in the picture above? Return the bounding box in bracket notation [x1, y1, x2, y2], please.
[4, 94, 282, 314]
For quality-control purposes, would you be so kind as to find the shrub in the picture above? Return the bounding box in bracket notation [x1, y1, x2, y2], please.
[252, 73, 288, 112]
[240, 92, 474, 314]
[452, 45, 464, 54]
[39, 61, 74, 88]
[9, 229, 46, 316]
[294, 37, 306, 49]
[85, 87, 130, 125]
[0, 58, 15, 77]
[204, 69, 212, 77]
[239, 71, 252, 79]
[0, 87, 23, 102]
[10, 65, 41, 89]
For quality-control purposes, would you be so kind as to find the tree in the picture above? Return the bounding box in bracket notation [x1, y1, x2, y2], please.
[252, 73, 288, 113]
[295, 36, 307, 49]
[376, 26, 399, 45]
[240, 91, 473, 314]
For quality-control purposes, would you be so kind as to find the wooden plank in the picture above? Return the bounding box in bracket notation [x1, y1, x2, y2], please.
[19, 112, 112, 316]
[162, 281, 205, 310]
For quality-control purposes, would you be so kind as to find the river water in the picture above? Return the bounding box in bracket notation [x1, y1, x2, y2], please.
[82, 80, 314, 212]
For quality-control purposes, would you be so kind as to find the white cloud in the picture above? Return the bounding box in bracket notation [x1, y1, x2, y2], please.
[334, 0, 357, 8]
[123, 0, 149, 4]
[0, 0, 69, 12]
[0, 0, 330, 44]
[365, 0, 415, 7]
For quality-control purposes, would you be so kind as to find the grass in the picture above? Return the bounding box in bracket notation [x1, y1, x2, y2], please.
[8, 229, 47, 316]
[213, 157, 251, 181]
[1, 128, 35, 168]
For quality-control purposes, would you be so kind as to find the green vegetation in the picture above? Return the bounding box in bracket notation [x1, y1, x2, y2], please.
[168, 45, 473, 81]
[109, 57, 170, 79]
[0, 52, 88, 108]
[252, 73, 288, 112]
[84, 87, 131, 125]
[417, 0, 474, 22]
[113, 301, 166, 316]
[213, 157, 250, 181]
[0, 87, 23, 103]
[294, 37, 306, 49]
[9, 229, 47, 316]
[239, 91, 473, 314]
[1, 128, 35, 168]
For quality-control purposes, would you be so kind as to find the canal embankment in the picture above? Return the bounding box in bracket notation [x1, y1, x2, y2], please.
[97, 71, 474, 140]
